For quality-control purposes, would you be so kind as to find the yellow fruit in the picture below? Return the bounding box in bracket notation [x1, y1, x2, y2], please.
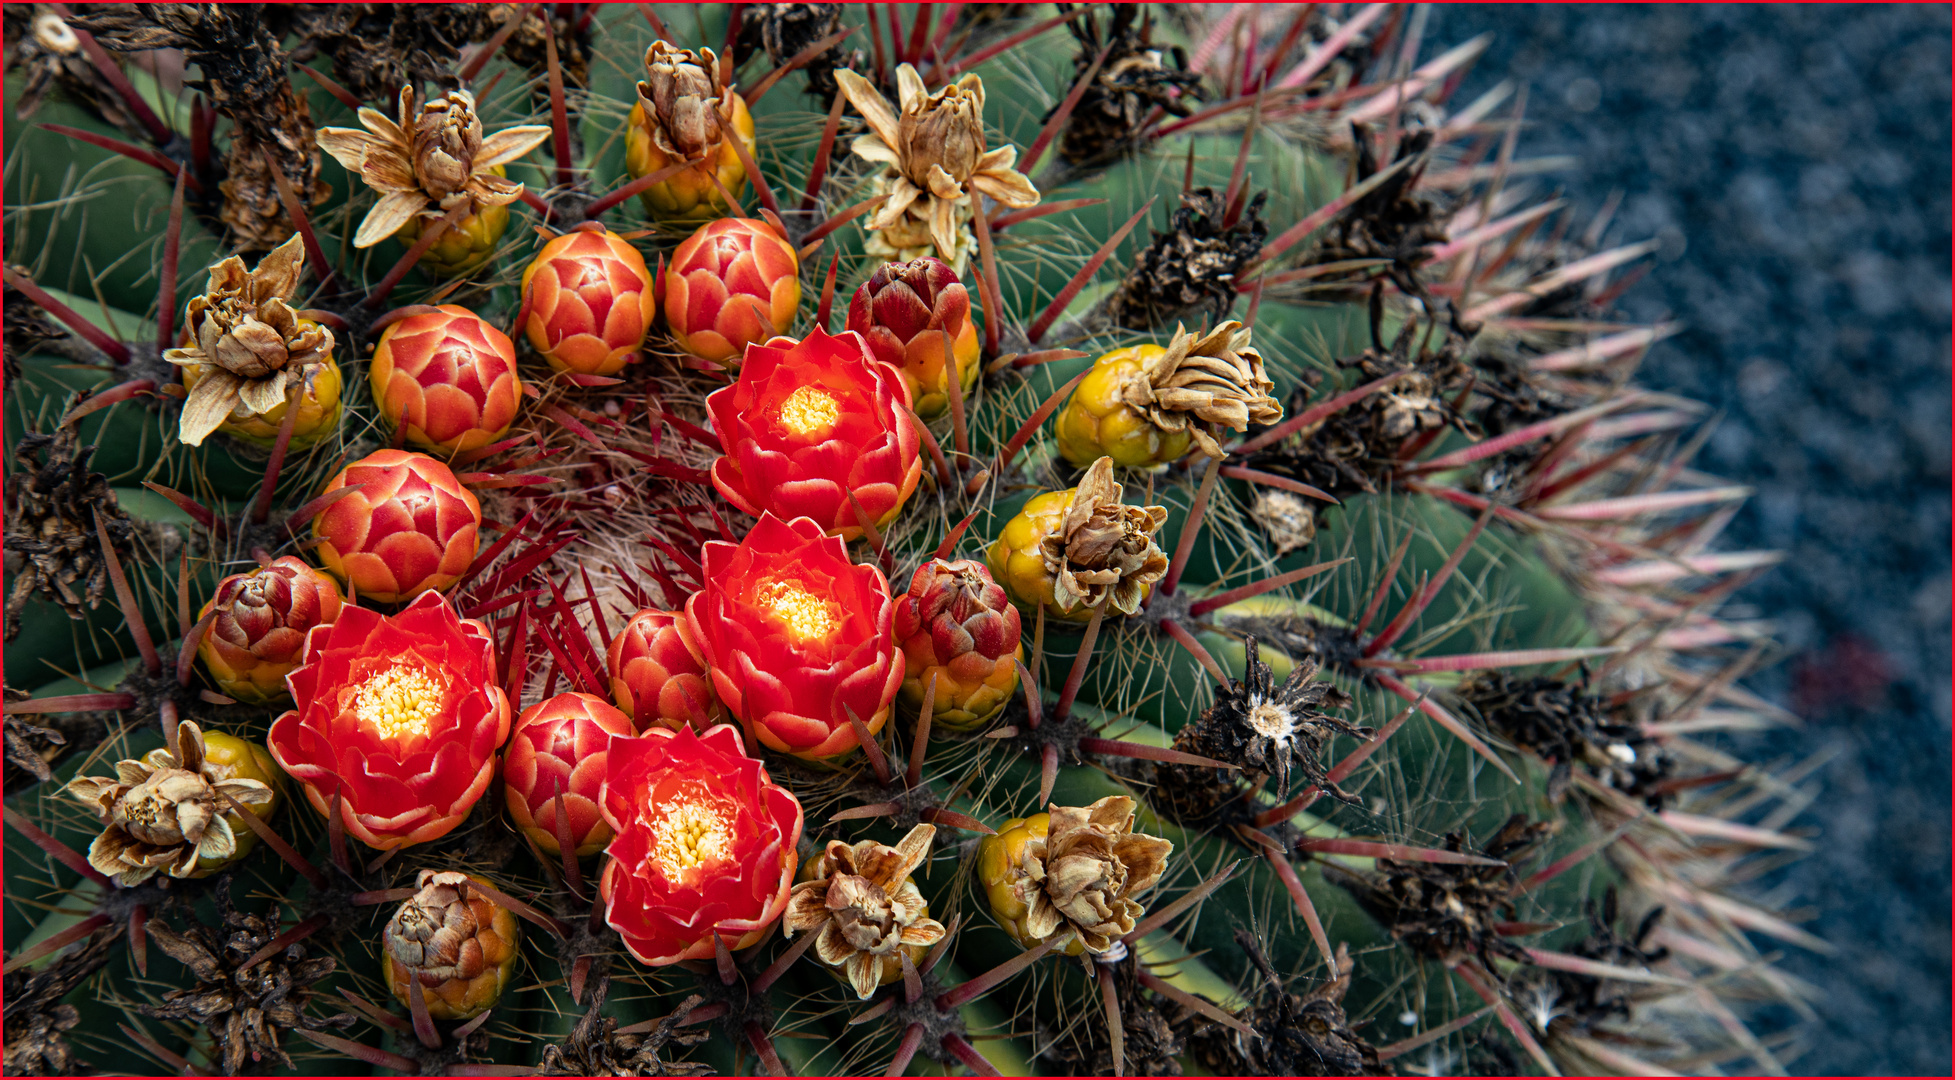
[180, 350, 343, 450]
[1054, 343, 1195, 469]
[975, 814, 1086, 956]
[623, 97, 757, 221]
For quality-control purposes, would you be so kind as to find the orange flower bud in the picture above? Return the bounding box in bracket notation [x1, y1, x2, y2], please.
[607, 610, 726, 733]
[519, 226, 657, 376]
[197, 556, 345, 705]
[662, 217, 801, 366]
[313, 450, 482, 604]
[369, 304, 524, 456]
[502, 692, 636, 857]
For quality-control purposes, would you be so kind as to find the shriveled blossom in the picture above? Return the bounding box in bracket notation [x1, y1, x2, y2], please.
[976, 795, 1173, 954]
[607, 609, 725, 733]
[597, 723, 803, 966]
[836, 64, 1040, 273]
[383, 870, 521, 1020]
[844, 255, 980, 419]
[312, 449, 482, 603]
[986, 456, 1170, 622]
[165, 234, 336, 447]
[267, 590, 513, 851]
[317, 86, 549, 250]
[64, 721, 275, 886]
[369, 304, 524, 455]
[684, 512, 903, 760]
[783, 824, 947, 999]
[197, 556, 345, 705]
[706, 328, 922, 543]
[1056, 321, 1282, 467]
[503, 692, 637, 857]
[625, 42, 757, 220]
[662, 216, 801, 366]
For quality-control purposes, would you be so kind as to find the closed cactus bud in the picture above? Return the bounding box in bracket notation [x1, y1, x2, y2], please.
[607, 610, 725, 732]
[519, 226, 658, 376]
[845, 256, 980, 418]
[625, 42, 757, 220]
[312, 450, 482, 603]
[893, 559, 1022, 733]
[503, 693, 636, 857]
[975, 796, 1172, 955]
[383, 870, 520, 1020]
[369, 304, 524, 456]
[198, 556, 345, 705]
[662, 217, 801, 367]
[986, 457, 1171, 623]
[1056, 321, 1282, 467]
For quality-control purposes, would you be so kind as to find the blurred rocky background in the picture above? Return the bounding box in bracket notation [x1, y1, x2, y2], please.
[1429, 5, 1951, 1074]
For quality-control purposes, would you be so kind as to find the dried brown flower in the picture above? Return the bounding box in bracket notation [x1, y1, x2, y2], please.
[1183, 933, 1382, 1077]
[317, 86, 549, 249]
[4, 686, 67, 787]
[1, 918, 116, 1076]
[140, 886, 353, 1076]
[162, 235, 334, 446]
[733, 4, 862, 103]
[286, 4, 498, 106]
[63, 721, 273, 887]
[1040, 457, 1170, 617]
[1053, 5, 1202, 170]
[4, 423, 136, 640]
[540, 979, 711, 1077]
[1456, 672, 1672, 807]
[783, 823, 947, 999]
[637, 41, 739, 162]
[1007, 796, 1172, 954]
[836, 64, 1040, 272]
[1125, 321, 1282, 458]
[1107, 187, 1267, 331]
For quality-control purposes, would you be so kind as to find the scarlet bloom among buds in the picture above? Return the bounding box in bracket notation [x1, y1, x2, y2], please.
[607, 610, 725, 732]
[197, 556, 345, 706]
[503, 693, 636, 857]
[597, 723, 803, 966]
[684, 513, 903, 760]
[893, 559, 1022, 733]
[369, 304, 524, 456]
[662, 217, 801, 367]
[845, 257, 980, 418]
[519, 226, 658, 376]
[313, 450, 482, 604]
[706, 328, 922, 542]
[268, 591, 513, 851]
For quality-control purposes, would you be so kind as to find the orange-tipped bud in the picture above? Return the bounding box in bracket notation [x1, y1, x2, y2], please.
[370, 304, 524, 456]
[893, 559, 1022, 732]
[845, 257, 980, 418]
[197, 556, 345, 705]
[519, 226, 657, 376]
[313, 450, 482, 603]
[662, 217, 801, 367]
[607, 610, 726, 733]
[502, 692, 636, 857]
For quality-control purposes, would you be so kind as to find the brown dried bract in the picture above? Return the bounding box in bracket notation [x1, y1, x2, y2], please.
[1127, 321, 1283, 458]
[3, 423, 137, 641]
[1108, 187, 1267, 331]
[1, 917, 116, 1076]
[287, 4, 498, 106]
[1053, 5, 1203, 170]
[63, 720, 272, 887]
[139, 885, 353, 1076]
[1456, 672, 1673, 806]
[783, 823, 947, 999]
[540, 978, 711, 1077]
[1040, 457, 1170, 617]
[1183, 933, 1383, 1077]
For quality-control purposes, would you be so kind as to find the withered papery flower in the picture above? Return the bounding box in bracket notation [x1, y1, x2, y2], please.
[63, 720, 273, 887]
[318, 86, 549, 249]
[783, 824, 947, 999]
[1040, 457, 1170, 616]
[835, 64, 1039, 273]
[164, 235, 334, 446]
[1129, 321, 1283, 458]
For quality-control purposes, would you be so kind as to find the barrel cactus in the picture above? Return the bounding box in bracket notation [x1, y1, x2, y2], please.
[4, 5, 1820, 1076]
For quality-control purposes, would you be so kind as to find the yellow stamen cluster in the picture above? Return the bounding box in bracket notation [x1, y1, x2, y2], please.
[777, 385, 840, 437]
[354, 664, 445, 741]
[647, 792, 734, 884]
[758, 579, 835, 642]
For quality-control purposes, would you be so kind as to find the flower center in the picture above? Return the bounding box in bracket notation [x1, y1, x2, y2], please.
[1246, 699, 1296, 742]
[757, 578, 835, 642]
[354, 664, 446, 741]
[777, 385, 839, 438]
[647, 793, 735, 884]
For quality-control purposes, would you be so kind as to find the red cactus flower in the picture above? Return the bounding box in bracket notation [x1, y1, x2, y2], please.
[706, 328, 922, 542]
[685, 513, 903, 760]
[519, 225, 658, 376]
[197, 556, 345, 706]
[597, 722, 802, 966]
[313, 449, 482, 604]
[369, 304, 524, 456]
[607, 609, 726, 733]
[503, 692, 636, 857]
[267, 590, 512, 851]
[845, 256, 980, 419]
[661, 217, 801, 366]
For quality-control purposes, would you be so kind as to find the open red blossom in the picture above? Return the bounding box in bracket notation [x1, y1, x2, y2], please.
[267, 590, 511, 851]
[706, 327, 922, 542]
[313, 449, 482, 603]
[684, 513, 903, 760]
[598, 723, 802, 966]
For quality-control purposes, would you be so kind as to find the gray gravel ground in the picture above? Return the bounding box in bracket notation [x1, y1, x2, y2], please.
[1427, 5, 1951, 1075]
